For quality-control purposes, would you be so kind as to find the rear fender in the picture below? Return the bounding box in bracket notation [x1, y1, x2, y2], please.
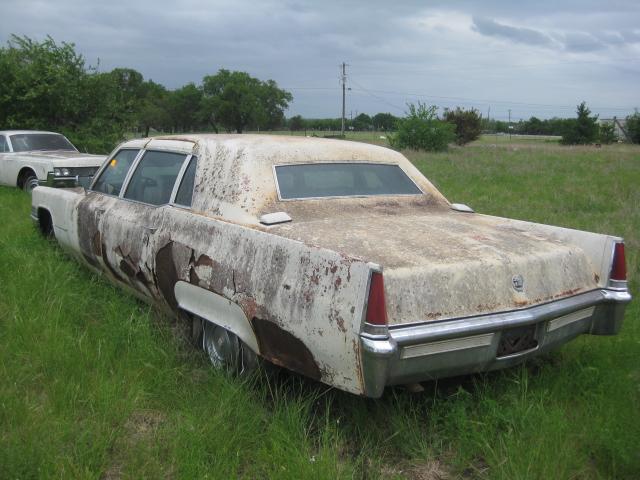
[174, 281, 259, 354]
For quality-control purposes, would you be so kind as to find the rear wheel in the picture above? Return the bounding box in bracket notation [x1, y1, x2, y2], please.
[202, 319, 258, 374]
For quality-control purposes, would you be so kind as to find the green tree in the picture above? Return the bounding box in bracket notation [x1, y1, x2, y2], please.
[599, 122, 616, 144]
[259, 79, 293, 130]
[443, 107, 483, 145]
[352, 113, 372, 131]
[372, 112, 397, 131]
[390, 102, 455, 152]
[626, 113, 640, 144]
[167, 83, 203, 132]
[289, 115, 304, 131]
[0, 35, 86, 130]
[201, 69, 292, 133]
[561, 102, 599, 145]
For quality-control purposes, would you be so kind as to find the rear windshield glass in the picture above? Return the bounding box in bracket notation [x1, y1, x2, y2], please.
[10, 133, 76, 152]
[275, 163, 422, 200]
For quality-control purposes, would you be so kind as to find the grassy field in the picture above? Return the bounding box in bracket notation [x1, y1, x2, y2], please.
[1, 138, 639, 479]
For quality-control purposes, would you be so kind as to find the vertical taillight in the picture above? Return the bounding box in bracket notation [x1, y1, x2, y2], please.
[366, 272, 388, 325]
[610, 242, 627, 281]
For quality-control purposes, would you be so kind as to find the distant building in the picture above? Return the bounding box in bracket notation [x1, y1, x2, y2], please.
[599, 117, 629, 141]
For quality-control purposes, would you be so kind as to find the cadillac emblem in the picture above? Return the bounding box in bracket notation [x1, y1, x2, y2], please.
[512, 274, 524, 292]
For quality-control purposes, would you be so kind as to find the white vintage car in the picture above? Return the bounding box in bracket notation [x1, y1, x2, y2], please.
[0, 130, 105, 192]
[31, 135, 631, 397]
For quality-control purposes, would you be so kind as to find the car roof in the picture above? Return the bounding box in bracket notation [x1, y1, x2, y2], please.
[0, 130, 65, 136]
[118, 134, 404, 164]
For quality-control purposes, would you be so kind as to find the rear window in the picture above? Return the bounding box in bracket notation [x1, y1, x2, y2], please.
[9, 133, 76, 152]
[274, 163, 422, 200]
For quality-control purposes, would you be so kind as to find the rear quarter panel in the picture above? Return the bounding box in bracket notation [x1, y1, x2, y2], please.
[159, 207, 373, 394]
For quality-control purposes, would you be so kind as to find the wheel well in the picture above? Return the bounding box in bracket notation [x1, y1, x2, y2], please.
[17, 167, 36, 188]
[37, 208, 54, 238]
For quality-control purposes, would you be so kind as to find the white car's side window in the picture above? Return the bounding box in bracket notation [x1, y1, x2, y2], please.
[0, 135, 8, 153]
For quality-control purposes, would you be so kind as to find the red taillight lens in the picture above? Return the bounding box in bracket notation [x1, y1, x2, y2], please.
[366, 272, 388, 325]
[610, 242, 627, 281]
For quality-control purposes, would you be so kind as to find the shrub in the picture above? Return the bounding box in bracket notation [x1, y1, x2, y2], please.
[626, 113, 640, 144]
[390, 102, 455, 152]
[561, 102, 599, 145]
[599, 122, 616, 144]
[443, 107, 482, 145]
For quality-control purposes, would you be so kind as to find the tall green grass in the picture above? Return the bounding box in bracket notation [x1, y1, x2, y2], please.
[1, 140, 639, 478]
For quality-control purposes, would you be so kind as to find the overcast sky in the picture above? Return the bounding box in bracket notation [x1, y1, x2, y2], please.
[2, 0, 639, 121]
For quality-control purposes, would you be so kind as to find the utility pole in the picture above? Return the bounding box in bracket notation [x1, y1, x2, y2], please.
[340, 62, 347, 137]
[508, 109, 512, 141]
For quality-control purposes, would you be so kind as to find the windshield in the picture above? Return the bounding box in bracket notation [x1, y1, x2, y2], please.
[10, 133, 77, 152]
[275, 163, 422, 200]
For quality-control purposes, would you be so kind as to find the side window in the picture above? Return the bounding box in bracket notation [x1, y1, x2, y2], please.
[92, 149, 139, 195]
[124, 150, 187, 206]
[0, 135, 7, 153]
[174, 156, 197, 207]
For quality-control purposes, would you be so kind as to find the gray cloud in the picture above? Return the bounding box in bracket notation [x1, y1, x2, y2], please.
[0, 0, 639, 120]
[472, 16, 554, 47]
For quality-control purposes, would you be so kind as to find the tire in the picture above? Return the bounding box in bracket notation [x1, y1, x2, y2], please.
[202, 319, 258, 375]
[22, 173, 39, 194]
[37, 209, 54, 238]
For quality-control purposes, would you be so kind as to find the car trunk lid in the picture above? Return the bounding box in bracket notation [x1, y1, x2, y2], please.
[270, 206, 602, 324]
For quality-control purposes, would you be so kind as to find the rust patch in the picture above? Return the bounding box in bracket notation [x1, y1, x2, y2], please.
[102, 243, 124, 282]
[91, 231, 102, 257]
[155, 242, 179, 309]
[82, 252, 100, 269]
[251, 318, 321, 380]
[189, 266, 200, 285]
[195, 254, 214, 268]
[119, 258, 136, 278]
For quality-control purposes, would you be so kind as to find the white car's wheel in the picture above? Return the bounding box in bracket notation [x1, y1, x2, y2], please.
[22, 174, 39, 193]
[202, 319, 257, 374]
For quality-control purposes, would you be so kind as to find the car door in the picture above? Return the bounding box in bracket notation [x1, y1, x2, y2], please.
[99, 148, 193, 300]
[75, 148, 141, 273]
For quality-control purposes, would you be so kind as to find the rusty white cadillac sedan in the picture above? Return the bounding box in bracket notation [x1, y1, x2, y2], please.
[0, 130, 105, 193]
[31, 135, 631, 397]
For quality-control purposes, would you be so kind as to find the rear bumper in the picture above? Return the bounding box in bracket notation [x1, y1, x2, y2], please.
[359, 288, 631, 398]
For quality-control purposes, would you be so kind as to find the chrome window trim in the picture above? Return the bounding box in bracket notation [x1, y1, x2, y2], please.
[169, 153, 193, 205]
[120, 149, 152, 199]
[5, 134, 14, 152]
[272, 161, 424, 201]
[169, 154, 195, 207]
[89, 148, 144, 196]
[0, 134, 9, 153]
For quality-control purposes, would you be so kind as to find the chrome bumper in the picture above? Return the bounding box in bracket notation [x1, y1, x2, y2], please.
[359, 288, 631, 398]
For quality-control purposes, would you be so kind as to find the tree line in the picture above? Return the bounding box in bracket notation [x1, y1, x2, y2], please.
[0, 35, 292, 153]
[2, 35, 638, 154]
